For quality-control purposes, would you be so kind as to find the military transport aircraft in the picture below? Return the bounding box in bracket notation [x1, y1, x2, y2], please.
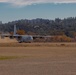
[1, 24, 53, 43]
[1, 25, 33, 43]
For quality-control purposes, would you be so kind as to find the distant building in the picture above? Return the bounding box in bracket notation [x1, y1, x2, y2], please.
[0, 21, 2, 24]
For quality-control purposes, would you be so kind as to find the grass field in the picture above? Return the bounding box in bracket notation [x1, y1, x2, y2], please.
[0, 42, 76, 47]
[0, 46, 76, 75]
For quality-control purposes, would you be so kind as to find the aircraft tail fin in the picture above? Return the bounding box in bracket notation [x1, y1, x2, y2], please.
[14, 25, 16, 35]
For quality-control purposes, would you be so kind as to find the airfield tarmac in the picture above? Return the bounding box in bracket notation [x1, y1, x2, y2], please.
[0, 47, 76, 75]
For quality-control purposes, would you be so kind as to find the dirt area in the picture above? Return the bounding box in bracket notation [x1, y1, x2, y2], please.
[0, 47, 76, 75]
[0, 37, 17, 43]
[0, 36, 76, 47]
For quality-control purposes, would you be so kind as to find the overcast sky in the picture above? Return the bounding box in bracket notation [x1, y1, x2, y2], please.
[0, 0, 76, 23]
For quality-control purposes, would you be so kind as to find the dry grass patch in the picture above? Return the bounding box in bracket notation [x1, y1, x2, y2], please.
[0, 42, 76, 47]
[0, 56, 18, 60]
[0, 56, 27, 60]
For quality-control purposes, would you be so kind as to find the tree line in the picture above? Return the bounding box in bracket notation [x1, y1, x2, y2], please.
[0, 17, 76, 38]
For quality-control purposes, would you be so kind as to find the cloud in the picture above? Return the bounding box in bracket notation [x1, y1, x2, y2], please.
[0, 0, 76, 6]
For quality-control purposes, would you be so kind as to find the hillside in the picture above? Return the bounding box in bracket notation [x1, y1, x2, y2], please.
[0, 17, 76, 37]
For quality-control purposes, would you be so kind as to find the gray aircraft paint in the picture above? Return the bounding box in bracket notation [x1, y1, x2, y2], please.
[13, 25, 33, 43]
[1, 24, 33, 43]
[14, 25, 16, 35]
[19, 35, 33, 43]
